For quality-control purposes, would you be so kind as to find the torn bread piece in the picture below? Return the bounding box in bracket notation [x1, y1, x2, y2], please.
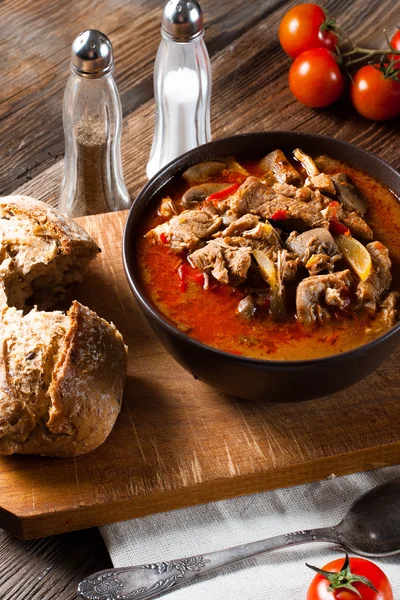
[0, 195, 100, 310]
[0, 301, 127, 457]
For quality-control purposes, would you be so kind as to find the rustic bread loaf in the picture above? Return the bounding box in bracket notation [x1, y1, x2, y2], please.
[0, 195, 100, 310]
[0, 300, 127, 457]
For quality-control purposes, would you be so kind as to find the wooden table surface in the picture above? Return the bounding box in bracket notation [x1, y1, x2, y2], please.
[0, 0, 399, 597]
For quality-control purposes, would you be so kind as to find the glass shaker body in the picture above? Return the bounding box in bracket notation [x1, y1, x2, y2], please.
[59, 71, 130, 217]
[146, 31, 212, 180]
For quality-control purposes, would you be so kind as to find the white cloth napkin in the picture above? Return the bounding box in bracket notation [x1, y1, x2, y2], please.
[101, 466, 400, 599]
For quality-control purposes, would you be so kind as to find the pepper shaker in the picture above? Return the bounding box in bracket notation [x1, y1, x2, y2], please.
[146, 0, 212, 180]
[59, 29, 130, 217]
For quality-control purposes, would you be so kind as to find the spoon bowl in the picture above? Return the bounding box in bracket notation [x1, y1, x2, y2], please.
[336, 477, 400, 557]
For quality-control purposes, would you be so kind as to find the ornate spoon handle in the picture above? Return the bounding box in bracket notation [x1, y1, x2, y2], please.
[78, 526, 339, 600]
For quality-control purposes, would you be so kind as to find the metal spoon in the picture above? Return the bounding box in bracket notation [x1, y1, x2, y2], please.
[78, 477, 400, 600]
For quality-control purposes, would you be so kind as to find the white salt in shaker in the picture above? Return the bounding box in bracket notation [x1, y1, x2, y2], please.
[146, 0, 212, 179]
[59, 30, 131, 217]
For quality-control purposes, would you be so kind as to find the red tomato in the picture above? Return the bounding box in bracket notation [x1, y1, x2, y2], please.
[288, 48, 345, 107]
[351, 65, 400, 121]
[279, 3, 338, 59]
[389, 29, 400, 62]
[318, 28, 338, 53]
[307, 556, 393, 600]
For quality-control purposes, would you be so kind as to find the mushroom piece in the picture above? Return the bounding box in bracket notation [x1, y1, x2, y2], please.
[293, 148, 320, 177]
[182, 161, 226, 185]
[237, 295, 256, 320]
[182, 183, 233, 209]
[332, 173, 368, 216]
[286, 228, 342, 275]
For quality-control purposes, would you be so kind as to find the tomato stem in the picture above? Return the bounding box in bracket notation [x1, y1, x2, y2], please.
[343, 48, 400, 67]
[320, 7, 339, 33]
[306, 554, 378, 598]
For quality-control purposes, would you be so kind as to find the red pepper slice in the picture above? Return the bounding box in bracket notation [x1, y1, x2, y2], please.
[329, 219, 350, 236]
[207, 183, 239, 202]
[270, 209, 288, 221]
[178, 264, 188, 292]
[191, 271, 206, 284]
[178, 262, 205, 292]
[160, 232, 169, 244]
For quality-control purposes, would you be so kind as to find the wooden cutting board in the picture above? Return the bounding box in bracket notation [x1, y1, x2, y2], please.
[1, 209, 400, 540]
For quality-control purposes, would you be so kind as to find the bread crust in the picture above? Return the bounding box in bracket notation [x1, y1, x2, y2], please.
[0, 301, 127, 457]
[0, 195, 99, 253]
[0, 195, 100, 310]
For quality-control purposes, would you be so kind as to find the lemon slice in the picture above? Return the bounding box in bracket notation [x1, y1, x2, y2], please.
[335, 234, 372, 281]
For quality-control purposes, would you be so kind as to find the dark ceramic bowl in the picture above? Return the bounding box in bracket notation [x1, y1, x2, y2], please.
[123, 132, 400, 402]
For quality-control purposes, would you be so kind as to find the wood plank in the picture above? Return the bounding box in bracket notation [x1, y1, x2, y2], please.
[0, 527, 111, 600]
[0, 209, 399, 539]
[11, 0, 400, 209]
[0, 0, 284, 196]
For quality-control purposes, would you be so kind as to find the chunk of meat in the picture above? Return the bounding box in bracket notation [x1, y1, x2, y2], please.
[356, 241, 392, 314]
[368, 241, 392, 289]
[277, 248, 301, 283]
[367, 291, 399, 336]
[340, 212, 373, 241]
[189, 239, 251, 285]
[221, 217, 282, 252]
[158, 196, 178, 217]
[306, 173, 336, 196]
[242, 222, 282, 252]
[286, 228, 341, 275]
[181, 184, 233, 209]
[332, 173, 367, 215]
[221, 214, 260, 237]
[272, 182, 297, 198]
[296, 270, 353, 325]
[295, 187, 314, 202]
[201, 201, 221, 218]
[273, 181, 330, 205]
[293, 148, 319, 177]
[262, 195, 328, 231]
[182, 161, 226, 185]
[230, 178, 328, 230]
[322, 202, 373, 240]
[230, 177, 275, 216]
[146, 210, 222, 251]
[258, 150, 302, 185]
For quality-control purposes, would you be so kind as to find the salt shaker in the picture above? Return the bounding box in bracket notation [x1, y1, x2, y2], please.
[146, 0, 212, 179]
[59, 30, 130, 217]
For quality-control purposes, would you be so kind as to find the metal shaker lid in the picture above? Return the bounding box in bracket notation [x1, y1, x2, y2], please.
[71, 30, 113, 78]
[162, 0, 203, 41]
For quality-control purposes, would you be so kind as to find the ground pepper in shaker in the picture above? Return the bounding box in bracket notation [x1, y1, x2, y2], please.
[59, 30, 130, 217]
[146, 0, 212, 179]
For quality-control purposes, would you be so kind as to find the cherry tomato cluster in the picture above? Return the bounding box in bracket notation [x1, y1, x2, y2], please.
[279, 3, 400, 120]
